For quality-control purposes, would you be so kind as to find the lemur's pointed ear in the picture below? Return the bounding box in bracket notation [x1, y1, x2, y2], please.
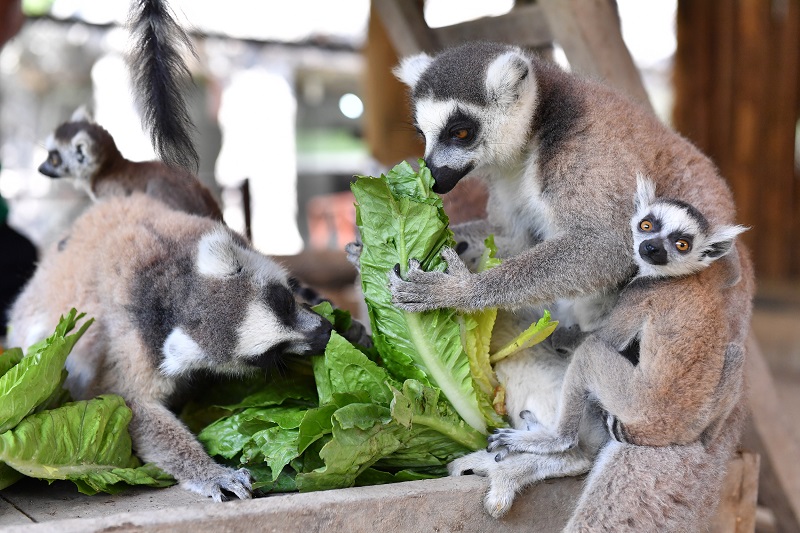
[393, 53, 432, 88]
[485, 49, 531, 107]
[196, 228, 242, 278]
[703, 225, 748, 259]
[634, 174, 656, 211]
[70, 105, 94, 123]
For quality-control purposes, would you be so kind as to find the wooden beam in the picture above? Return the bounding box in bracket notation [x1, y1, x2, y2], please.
[371, 0, 438, 57]
[538, 0, 653, 112]
[433, 4, 552, 50]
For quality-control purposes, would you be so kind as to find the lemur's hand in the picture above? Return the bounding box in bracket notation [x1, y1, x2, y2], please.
[345, 241, 363, 270]
[389, 247, 476, 313]
[486, 411, 576, 460]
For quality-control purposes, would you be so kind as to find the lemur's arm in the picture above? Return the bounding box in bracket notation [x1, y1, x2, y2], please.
[391, 229, 633, 312]
[488, 335, 635, 456]
[128, 399, 251, 500]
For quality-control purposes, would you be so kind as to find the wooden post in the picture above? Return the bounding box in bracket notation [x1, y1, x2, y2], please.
[537, 0, 653, 112]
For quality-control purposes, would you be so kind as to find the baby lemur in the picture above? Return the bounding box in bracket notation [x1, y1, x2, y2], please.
[38, 106, 223, 220]
[487, 177, 751, 458]
[7, 194, 337, 500]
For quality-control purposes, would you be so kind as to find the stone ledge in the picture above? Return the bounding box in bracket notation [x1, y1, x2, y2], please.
[0, 453, 757, 533]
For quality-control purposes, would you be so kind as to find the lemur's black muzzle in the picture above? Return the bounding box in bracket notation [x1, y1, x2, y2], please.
[38, 160, 62, 178]
[638, 239, 667, 265]
[428, 163, 474, 194]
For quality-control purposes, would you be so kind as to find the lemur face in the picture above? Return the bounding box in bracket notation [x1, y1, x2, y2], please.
[394, 42, 537, 194]
[631, 175, 747, 279]
[39, 126, 99, 182]
[38, 107, 109, 184]
[149, 228, 333, 378]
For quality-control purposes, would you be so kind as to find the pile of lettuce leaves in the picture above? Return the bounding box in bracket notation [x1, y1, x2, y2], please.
[0, 160, 556, 496]
[188, 160, 557, 493]
[0, 309, 173, 494]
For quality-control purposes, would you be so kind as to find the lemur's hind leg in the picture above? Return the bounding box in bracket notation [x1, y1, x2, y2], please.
[488, 336, 635, 457]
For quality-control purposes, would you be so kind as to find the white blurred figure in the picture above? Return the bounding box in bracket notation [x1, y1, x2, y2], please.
[215, 68, 303, 255]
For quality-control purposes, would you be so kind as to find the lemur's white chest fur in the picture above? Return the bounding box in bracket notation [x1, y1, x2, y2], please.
[486, 147, 559, 245]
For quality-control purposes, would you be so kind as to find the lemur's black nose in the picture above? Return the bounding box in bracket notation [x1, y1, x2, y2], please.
[639, 239, 667, 265]
[428, 162, 474, 194]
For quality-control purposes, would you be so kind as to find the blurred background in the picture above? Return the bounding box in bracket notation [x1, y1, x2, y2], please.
[0, 1, 799, 531]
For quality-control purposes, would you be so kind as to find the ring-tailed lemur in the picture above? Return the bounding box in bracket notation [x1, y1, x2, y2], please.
[377, 40, 755, 527]
[6, 193, 338, 500]
[386, 41, 739, 322]
[487, 176, 751, 454]
[449, 179, 754, 530]
[38, 107, 223, 220]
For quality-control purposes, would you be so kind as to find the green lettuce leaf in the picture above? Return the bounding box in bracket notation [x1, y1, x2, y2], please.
[0, 394, 173, 494]
[0, 348, 23, 378]
[490, 310, 559, 363]
[352, 160, 488, 434]
[0, 309, 92, 434]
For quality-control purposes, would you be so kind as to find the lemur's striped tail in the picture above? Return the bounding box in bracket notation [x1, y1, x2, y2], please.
[127, 0, 199, 172]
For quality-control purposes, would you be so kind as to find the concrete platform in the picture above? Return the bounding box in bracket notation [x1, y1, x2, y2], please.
[0, 454, 757, 533]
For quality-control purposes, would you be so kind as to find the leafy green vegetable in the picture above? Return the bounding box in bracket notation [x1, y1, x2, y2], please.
[0, 310, 92, 434]
[490, 310, 559, 364]
[192, 160, 558, 495]
[352, 160, 489, 434]
[0, 348, 23, 378]
[0, 310, 175, 495]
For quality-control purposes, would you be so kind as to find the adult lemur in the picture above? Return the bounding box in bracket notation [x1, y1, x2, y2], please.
[387, 42, 754, 530]
[7, 193, 335, 500]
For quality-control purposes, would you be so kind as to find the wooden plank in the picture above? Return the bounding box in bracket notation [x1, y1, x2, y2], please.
[709, 452, 760, 533]
[745, 334, 800, 531]
[371, 0, 437, 57]
[538, 0, 652, 112]
[432, 4, 552, 50]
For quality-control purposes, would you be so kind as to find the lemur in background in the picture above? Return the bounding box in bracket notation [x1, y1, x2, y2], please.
[38, 106, 223, 221]
[7, 193, 338, 500]
[37, 0, 218, 220]
[384, 41, 754, 531]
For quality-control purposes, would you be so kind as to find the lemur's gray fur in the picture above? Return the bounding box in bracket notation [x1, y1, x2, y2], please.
[7, 194, 335, 500]
[384, 42, 754, 530]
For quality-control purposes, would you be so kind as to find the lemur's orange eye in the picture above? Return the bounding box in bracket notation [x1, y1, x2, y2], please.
[453, 129, 469, 140]
[675, 239, 690, 252]
[639, 220, 652, 231]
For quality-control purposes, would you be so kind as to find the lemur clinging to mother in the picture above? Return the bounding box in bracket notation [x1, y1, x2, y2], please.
[487, 176, 752, 457]
[387, 41, 754, 530]
[449, 177, 754, 529]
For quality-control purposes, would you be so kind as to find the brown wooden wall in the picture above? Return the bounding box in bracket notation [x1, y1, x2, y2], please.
[673, 0, 800, 282]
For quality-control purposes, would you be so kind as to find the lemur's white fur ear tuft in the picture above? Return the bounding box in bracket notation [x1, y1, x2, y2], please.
[704, 224, 749, 259]
[485, 50, 531, 107]
[393, 53, 432, 87]
[70, 105, 94, 123]
[161, 327, 206, 376]
[634, 174, 656, 211]
[197, 228, 242, 278]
